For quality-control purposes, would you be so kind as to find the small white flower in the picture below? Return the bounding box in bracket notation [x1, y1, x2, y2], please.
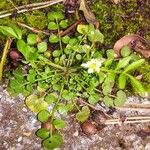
[81, 59, 104, 73]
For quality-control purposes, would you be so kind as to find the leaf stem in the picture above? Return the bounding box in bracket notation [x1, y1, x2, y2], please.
[50, 84, 64, 136]
[56, 19, 63, 52]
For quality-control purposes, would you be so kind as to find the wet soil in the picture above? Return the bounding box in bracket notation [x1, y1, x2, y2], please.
[0, 86, 150, 150]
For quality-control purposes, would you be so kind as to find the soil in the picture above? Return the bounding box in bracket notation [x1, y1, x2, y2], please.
[0, 85, 150, 150]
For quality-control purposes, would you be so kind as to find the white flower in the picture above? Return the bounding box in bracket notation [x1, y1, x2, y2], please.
[81, 59, 104, 73]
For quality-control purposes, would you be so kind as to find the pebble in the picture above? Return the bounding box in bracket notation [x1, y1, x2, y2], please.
[145, 143, 150, 150]
[17, 137, 23, 142]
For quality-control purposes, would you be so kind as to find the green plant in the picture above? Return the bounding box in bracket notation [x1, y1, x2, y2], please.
[0, 10, 147, 150]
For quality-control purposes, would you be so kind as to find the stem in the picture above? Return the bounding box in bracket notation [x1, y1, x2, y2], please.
[50, 84, 64, 136]
[56, 19, 63, 52]
[17, 22, 50, 35]
[77, 98, 111, 118]
[0, 38, 12, 81]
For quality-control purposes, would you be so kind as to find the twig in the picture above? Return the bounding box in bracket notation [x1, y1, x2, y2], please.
[115, 107, 150, 112]
[105, 119, 150, 125]
[106, 116, 150, 122]
[0, 0, 64, 19]
[17, 22, 50, 35]
[0, 1, 55, 15]
[124, 103, 150, 108]
[77, 98, 111, 118]
[60, 19, 83, 37]
[0, 38, 12, 81]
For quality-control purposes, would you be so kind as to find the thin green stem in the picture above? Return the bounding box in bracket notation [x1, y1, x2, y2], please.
[56, 19, 63, 51]
[50, 84, 64, 136]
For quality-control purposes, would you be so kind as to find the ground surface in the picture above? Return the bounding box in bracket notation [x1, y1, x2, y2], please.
[0, 85, 150, 150]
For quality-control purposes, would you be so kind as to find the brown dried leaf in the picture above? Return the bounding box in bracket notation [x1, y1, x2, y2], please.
[79, 0, 98, 25]
[113, 34, 150, 58]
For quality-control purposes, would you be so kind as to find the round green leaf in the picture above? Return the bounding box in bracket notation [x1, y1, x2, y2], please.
[48, 22, 58, 30]
[37, 110, 50, 123]
[45, 93, 57, 104]
[106, 49, 115, 58]
[53, 119, 66, 129]
[49, 34, 59, 43]
[121, 46, 131, 57]
[77, 24, 89, 34]
[26, 94, 48, 113]
[48, 12, 64, 21]
[114, 90, 126, 106]
[59, 20, 68, 29]
[36, 128, 49, 139]
[27, 34, 37, 45]
[52, 50, 61, 57]
[88, 93, 100, 104]
[62, 36, 70, 44]
[76, 106, 90, 122]
[42, 134, 63, 150]
[37, 42, 47, 53]
[103, 96, 114, 107]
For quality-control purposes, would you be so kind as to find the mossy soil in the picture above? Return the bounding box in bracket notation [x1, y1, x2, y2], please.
[0, 0, 150, 90]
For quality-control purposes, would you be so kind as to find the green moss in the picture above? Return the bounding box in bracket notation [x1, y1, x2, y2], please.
[138, 62, 150, 91]
[92, 0, 150, 45]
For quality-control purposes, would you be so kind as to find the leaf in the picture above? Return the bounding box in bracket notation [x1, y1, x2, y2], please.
[76, 106, 90, 122]
[27, 69, 36, 83]
[79, 0, 97, 25]
[27, 34, 38, 45]
[52, 50, 61, 57]
[124, 59, 145, 73]
[59, 20, 68, 29]
[42, 133, 63, 150]
[45, 93, 57, 105]
[37, 42, 47, 53]
[11, 25, 22, 39]
[114, 90, 126, 106]
[106, 49, 115, 58]
[17, 39, 39, 61]
[48, 22, 58, 30]
[58, 103, 68, 115]
[121, 46, 131, 57]
[0, 26, 18, 39]
[103, 58, 114, 67]
[26, 94, 48, 113]
[77, 24, 89, 34]
[48, 12, 64, 21]
[62, 90, 76, 101]
[88, 29, 104, 43]
[37, 110, 50, 123]
[103, 96, 114, 107]
[98, 72, 105, 83]
[102, 84, 112, 96]
[116, 56, 131, 70]
[53, 119, 66, 129]
[36, 128, 49, 139]
[62, 36, 70, 44]
[118, 73, 127, 89]
[49, 34, 59, 43]
[88, 93, 100, 104]
[127, 74, 145, 96]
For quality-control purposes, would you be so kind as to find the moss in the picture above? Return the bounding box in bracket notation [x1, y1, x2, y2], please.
[138, 62, 150, 91]
[91, 0, 150, 46]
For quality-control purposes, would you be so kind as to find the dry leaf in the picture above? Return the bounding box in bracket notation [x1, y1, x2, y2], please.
[79, 0, 98, 25]
[113, 34, 150, 58]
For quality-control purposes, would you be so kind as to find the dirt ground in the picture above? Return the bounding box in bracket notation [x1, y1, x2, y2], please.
[0, 85, 150, 150]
